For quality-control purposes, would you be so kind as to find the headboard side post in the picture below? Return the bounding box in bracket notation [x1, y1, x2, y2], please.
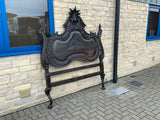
[99, 59, 105, 90]
[39, 24, 49, 69]
[97, 24, 105, 90]
[39, 26, 53, 109]
[97, 24, 104, 63]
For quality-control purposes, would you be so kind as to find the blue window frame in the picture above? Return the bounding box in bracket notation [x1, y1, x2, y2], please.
[146, 5, 160, 41]
[0, 0, 55, 57]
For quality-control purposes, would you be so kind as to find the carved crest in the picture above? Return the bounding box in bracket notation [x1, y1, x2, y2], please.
[40, 7, 104, 68]
[69, 7, 81, 23]
[63, 7, 86, 32]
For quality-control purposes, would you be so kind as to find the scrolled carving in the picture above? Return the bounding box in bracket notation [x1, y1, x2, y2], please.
[40, 7, 104, 67]
[39, 7, 105, 109]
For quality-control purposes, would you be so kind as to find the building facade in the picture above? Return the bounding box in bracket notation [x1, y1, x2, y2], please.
[0, 0, 159, 115]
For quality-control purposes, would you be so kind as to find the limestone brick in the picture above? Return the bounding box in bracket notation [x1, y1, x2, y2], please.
[31, 88, 38, 94]
[12, 59, 30, 67]
[0, 61, 11, 70]
[35, 92, 46, 100]
[0, 68, 18, 76]
[30, 58, 40, 65]
[28, 70, 45, 80]
[15, 55, 28, 60]
[54, 7, 63, 13]
[0, 97, 5, 103]
[0, 88, 13, 97]
[19, 65, 36, 72]
[11, 72, 28, 82]
[36, 64, 42, 69]
[5, 93, 19, 100]
[0, 75, 10, 85]
[8, 80, 27, 87]
[0, 102, 14, 111]
[14, 84, 31, 91]
[0, 56, 15, 62]
[0, 85, 8, 90]
[15, 96, 34, 106]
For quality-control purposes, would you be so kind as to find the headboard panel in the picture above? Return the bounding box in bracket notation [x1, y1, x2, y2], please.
[39, 7, 105, 109]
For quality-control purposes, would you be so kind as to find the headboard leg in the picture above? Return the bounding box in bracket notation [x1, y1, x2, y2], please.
[100, 62, 105, 90]
[100, 74, 105, 90]
[45, 87, 53, 109]
[44, 65, 53, 109]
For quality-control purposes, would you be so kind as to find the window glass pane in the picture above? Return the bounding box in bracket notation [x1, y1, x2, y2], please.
[5, 0, 49, 47]
[147, 8, 159, 37]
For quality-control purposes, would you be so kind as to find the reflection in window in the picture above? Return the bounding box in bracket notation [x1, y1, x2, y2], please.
[5, 0, 49, 47]
[147, 8, 159, 37]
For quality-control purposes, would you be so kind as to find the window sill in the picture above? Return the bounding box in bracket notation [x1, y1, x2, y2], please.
[146, 37, 160, 41]
[0, 50, 41, 57]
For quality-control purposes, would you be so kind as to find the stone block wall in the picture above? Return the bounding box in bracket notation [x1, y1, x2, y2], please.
[0, 0, 115, 116]
[0, 0, 159, 116]
[118, 0, 160, 77]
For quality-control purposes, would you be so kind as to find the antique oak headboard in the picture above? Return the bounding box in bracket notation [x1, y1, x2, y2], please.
[39, 7, 105, 109]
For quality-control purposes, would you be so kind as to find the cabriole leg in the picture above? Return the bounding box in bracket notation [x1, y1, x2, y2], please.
[45, 87, 53, 109]
[99, 61, 105, 90]
[100, 73, 105, 90]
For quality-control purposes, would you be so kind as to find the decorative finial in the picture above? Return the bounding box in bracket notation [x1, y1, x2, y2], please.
[69, 7, 80, 23]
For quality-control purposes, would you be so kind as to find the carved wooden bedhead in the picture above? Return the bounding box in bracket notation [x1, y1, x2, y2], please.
[39, 7, 105, 109]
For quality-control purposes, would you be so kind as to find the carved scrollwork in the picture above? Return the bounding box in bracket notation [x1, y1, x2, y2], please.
[40, 7, 104, 67]
[39, 7, 105, 109]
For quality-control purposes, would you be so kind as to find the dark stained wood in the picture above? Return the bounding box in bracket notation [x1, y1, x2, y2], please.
[51, 72, 101, 87]
[48, 63, 100, 76]
[39, 7, 105, 109]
